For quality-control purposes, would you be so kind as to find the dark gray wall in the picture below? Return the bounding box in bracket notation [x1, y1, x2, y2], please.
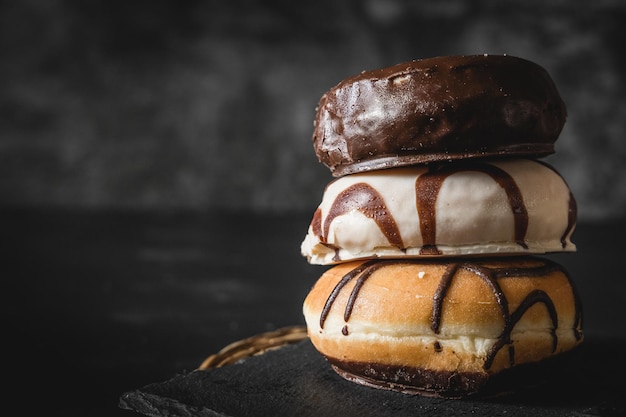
[1, 0, 625, 221]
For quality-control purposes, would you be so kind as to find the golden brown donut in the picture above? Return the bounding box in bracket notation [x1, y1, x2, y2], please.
[313, 54, 567, 176]
[303, 257, 583, 397]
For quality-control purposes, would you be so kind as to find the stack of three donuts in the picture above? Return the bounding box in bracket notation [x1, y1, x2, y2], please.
[300, 55, 583, 398]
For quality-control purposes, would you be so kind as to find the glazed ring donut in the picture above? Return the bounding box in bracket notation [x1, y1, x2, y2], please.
[313, 54, 567, 176]
[303, 257, 583, 398]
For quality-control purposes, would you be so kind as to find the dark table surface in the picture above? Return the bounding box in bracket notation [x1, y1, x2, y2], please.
[4, 208, 625, 416]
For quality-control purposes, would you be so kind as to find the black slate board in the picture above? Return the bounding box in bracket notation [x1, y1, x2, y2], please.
[120, 338, 625, 417]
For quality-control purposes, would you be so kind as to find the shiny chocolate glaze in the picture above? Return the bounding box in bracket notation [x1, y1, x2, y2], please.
[313, 55, 567, 176]
[312, 161, 577, 261]
[319, 258, 583, 373]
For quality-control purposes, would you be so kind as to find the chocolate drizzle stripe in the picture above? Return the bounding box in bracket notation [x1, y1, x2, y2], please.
[507, 345, 515, 367]
[322, 182, 404, 250]
[344, 261, 391, 322]
[430, 262, 511, 362]
[311, 208, 323, 238]
[457, 262, 510, 320]
[492, 263, 563, 278]
[430, 263, 460, 333]
[484, 289, 558, 370]
[560, 263, 584, 341]
[415, 162, 530, 254]
[414, 169, 444, 255]
[562, 191, 577, 248]
[534, 160, 578, 249]
[497, 258, 583, 341]
[319, 261, 377, 328]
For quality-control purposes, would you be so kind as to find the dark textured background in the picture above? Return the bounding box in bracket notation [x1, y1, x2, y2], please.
[2, 0, 625, 221]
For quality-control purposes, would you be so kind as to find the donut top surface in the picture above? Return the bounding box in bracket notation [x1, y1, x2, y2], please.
[313, 54, 567, 176]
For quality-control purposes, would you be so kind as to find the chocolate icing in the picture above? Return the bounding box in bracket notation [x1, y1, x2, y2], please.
[313, 55, 567, 176]
[330, 362, 488, 398]
[318, 258, 583, 375]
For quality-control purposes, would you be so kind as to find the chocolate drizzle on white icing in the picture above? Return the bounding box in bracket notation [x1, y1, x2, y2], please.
[312, 161, 577, 261]
[322, 183, 404, 252]
[416, 162, 529, 254]
[534, 160, 578, 248]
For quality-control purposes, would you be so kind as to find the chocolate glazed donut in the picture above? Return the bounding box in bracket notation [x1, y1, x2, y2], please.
[313, 55, 567, 176]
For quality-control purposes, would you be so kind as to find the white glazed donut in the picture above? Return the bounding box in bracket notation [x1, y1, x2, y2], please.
[301, 159, 576, 265]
